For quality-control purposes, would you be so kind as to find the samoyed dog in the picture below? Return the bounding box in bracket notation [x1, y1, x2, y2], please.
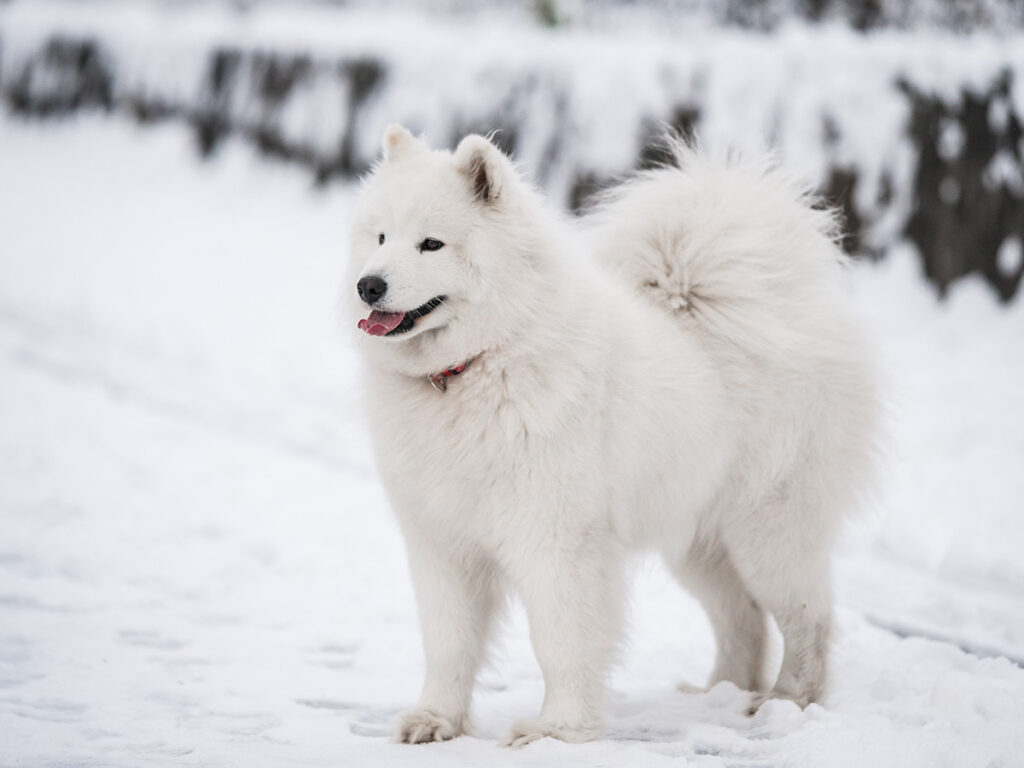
[347, 125, 877, 747]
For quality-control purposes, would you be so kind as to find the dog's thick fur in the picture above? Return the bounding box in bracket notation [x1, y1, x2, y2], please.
[347, 126, 878, 747]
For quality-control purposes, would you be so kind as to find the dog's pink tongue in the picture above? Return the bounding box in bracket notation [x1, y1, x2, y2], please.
[358, 310, 405, 336]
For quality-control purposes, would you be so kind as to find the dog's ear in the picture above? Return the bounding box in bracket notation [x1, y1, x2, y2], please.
[381, 124, 423, 162]
[453, 134, 509, 205]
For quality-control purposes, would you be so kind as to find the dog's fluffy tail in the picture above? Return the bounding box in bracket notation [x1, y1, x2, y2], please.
[586, 141, 852, 364]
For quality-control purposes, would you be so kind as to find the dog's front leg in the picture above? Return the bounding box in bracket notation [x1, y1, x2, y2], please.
[393, 531, 500, 744]
[503, 535, 626, 747]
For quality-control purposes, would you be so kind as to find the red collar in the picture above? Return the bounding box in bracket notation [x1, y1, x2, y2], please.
[427, 355, 478, 393]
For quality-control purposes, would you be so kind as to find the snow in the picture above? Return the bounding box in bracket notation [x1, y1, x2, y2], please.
[1, 115, 1023, 767]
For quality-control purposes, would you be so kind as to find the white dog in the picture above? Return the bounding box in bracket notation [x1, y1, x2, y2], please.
[346, 125, 877, 747]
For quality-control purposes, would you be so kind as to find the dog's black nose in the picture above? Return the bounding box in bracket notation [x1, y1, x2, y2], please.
[357, 275, 387, 305]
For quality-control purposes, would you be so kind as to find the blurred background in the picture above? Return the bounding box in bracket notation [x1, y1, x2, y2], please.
[3, 0, 1023, 296]
[1, 1, 1022, 766]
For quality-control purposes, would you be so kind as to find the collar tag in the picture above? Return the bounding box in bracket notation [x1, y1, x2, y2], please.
[427, 357, 475, 393]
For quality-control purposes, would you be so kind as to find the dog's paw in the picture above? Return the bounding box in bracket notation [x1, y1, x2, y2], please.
[745, 689, 811, 716]
[745, 691, 769, 716]
[500, 718, 597, 748]
[392, 708, 463, 744]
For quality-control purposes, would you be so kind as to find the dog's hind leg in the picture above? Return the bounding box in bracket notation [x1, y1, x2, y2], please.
[667, 539, 767, 694]
[724, 494, 834, 713]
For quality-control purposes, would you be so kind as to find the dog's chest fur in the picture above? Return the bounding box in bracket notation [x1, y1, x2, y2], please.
[362, 329, 731, 558]
[365, 355, 612, 547]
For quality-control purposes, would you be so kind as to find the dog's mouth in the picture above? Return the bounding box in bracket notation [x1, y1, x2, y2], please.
[357, 296, 446, 337]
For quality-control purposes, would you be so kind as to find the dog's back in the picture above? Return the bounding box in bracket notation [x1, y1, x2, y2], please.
[587, 146, 878, 521]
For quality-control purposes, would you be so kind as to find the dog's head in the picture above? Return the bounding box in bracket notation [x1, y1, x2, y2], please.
[348, 125, 553, 375]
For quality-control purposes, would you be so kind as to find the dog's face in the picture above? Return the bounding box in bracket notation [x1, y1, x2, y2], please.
[348, 126, 541, 374]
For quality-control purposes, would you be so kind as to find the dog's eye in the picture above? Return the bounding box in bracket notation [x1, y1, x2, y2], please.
[378, 233, 385, 245]
[419, 238, 445, 252]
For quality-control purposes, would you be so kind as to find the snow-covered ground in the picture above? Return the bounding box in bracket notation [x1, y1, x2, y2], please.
[1, 115, 1022, 767]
